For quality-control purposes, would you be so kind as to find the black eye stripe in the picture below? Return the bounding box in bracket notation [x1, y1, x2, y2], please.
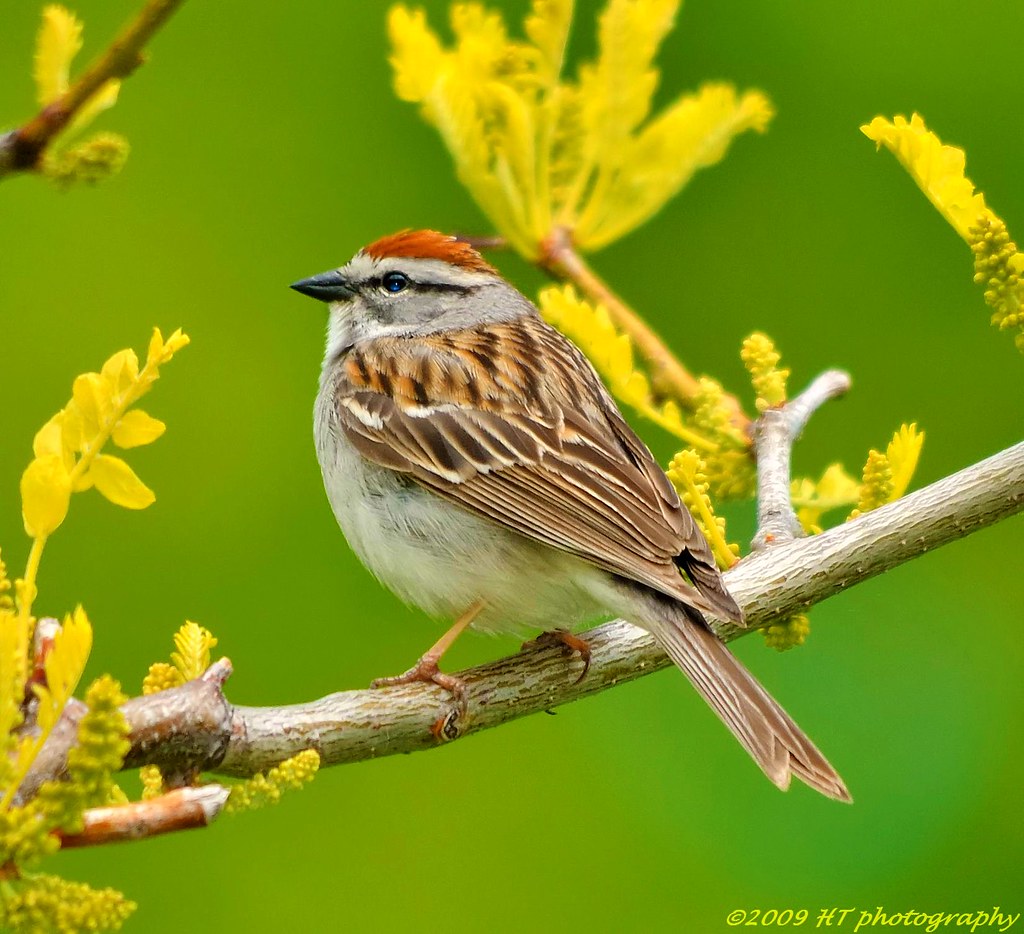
[361, 275, 479, 295]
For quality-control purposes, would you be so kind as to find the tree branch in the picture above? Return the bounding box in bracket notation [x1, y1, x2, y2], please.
[21, 440, 1018, 792]
[58, 786, 229, 849]
[0, 0, 186, 178]
[751, 370, 853, 550]
[538, 227, 752, 431]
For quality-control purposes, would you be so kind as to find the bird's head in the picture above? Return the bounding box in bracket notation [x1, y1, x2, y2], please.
[292, 230, 532, 355]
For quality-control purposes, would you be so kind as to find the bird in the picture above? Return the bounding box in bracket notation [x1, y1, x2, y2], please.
[292, 228, 850, 801]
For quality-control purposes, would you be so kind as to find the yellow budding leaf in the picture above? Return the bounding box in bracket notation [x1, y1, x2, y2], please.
[21, 455, 72, 537]
[862, 113, 987, 244]
[525, 0, 573, 86]
[112, 410, 166, 448]
[67, 80, 121, 136]
[170, 621, 218, 681]
[388, 0, 771, 257]
[34, 4, 82, 106]
[864, 114, 1024, 352]
[34, 5, 121, 135]
[388, 6, 445, 102]
[71, 372, 110, 439]
[89, 454, 155, 509]
[147, 327, 190, 368]
[100, 348, 140, 397]
[741, 331, 789, 412]
[32, 413, 75, 473]
[35, 606, 93, 734]
[886, 423, 924, 501]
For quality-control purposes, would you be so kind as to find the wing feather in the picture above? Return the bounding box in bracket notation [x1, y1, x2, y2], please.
[335, 316, 742, 621]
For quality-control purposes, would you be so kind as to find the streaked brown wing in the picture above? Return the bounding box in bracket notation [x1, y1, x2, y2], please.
[334, 316, 741, 621]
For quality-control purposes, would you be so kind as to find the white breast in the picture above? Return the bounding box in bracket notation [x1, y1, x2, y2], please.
[313, 378, 608, 636]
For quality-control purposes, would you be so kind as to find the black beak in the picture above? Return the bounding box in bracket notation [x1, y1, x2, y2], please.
[289, 269, 355, 302]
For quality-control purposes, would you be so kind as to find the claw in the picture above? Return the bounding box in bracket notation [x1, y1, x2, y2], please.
[523, 629, 592, 684]
[370, 601, 484, 742]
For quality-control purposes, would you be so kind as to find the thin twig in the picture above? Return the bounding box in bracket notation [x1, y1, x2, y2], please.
[751, 370, 852, 551]
[18, 440, 1020, 791]
[0, 0, 187, 178]
[58, 785, 230, 849]
[538, 226, 752, 431]
[454, 234, 508, 251]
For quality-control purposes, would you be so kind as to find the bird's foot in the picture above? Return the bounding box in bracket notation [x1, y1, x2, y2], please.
[523, 629, 592, 684]
[371, 656, 468, 741]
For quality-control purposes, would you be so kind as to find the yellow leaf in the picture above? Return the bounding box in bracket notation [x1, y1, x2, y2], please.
[581, 0, 679, 151]
[72, 468, 95, 493]
[147, 327, 190, 368]
[861, 113, 988, 242]
[112, 409, 166, 449]
[170, 621, 218, 680]
[101, 348, 140, 398]
[61, 403, 85, 453]
[34, 4, 82, 106]
[147, 328, 165, 365]
[32, 413, 73, 471]
[36, 606, 93, 734]
[71, 373, 109, 438]
[90, 454, 155, 509]
[388, 6, 446, 102]
[164, 329, 190, 356]
[21, 455, 72, 537]
[578, 84, 774, 249]
[886, 423, 924, 501]
[67, 79, 121, 135]
[524, 0, 573, 87]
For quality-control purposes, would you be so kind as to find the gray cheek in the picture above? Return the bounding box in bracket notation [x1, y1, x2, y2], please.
[363, 291, 399, 326]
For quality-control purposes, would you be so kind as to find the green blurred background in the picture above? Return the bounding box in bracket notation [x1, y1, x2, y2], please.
[1, 0, 1022, 929]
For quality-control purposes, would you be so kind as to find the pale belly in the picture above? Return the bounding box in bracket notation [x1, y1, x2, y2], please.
[315, 400, 611, 636]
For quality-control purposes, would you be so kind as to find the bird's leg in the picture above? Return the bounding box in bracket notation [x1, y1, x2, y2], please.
[370, 600, 485, 739]
[522, 629, 592, 684]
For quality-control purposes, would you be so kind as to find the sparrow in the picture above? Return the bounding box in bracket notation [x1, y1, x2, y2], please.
[292, 229, 849, 801]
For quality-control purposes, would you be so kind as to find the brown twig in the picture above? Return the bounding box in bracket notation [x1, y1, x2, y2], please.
[454, 234, 508, 252]
[0, 0, 187, 178]
[538, 226, 752, 431]
[58, 785, 230, 849]
[751, 370, 853, 550]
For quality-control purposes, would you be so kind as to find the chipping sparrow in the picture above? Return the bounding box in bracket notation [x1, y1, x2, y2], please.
[293, 229, 849, 801]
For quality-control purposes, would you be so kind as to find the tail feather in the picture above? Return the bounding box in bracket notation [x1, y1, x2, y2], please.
[676, 548, 746, 625]
[644, 603, 850, 802]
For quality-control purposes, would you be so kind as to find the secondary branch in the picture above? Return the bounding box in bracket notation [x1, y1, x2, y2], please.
[538, 227, 751, 431]
[0, 0, 186, 178]
[751, 370, 853, 550]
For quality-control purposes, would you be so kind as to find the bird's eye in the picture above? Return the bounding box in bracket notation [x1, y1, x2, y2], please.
[381, 272, 409, 293]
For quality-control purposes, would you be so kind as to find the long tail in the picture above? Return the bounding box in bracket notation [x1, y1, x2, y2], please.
[643, 603, 850, 802]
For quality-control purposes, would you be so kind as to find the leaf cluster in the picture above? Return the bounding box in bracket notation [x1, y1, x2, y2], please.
[864, 113, 1024, 353]
[389, 0, 772, 257]
[32, 5, 129, 186]
[0, 330, 187, 932]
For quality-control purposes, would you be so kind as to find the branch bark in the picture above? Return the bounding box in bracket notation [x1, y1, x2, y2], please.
[751, 370, 852, 550]
[0, 0, 186, 178]
[21, 440, 1019, 791]
[58, 786, 229, 849]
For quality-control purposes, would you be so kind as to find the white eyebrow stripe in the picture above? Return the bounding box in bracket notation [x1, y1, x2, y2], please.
[342, 253, 496, 290]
